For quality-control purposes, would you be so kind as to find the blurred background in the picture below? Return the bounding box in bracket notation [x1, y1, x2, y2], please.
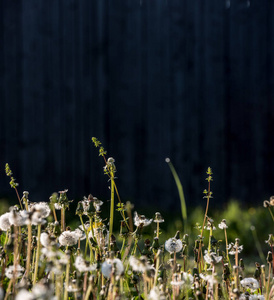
[1, 0, 274, 213]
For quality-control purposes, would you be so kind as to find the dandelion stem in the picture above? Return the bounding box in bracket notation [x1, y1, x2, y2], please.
[109, 171, 115, 249]
[25, 223, 32, 278]
[64, 254, 70, 300]
[84, 277, 93, 300]
[33, 224, 41, 284]
[197, 193, 210, 269]
[224, 228, 229, 262]
[61, 207, 66, 232]
[268, 207, 274, 222]
[14, 187, 23, 210]
[266, 262, 271, 298]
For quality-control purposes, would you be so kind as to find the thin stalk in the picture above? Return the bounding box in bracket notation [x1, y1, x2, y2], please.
[14, 187, 23, 210]
[197, 193, 210, 269]
[12, 225, 19, 294]
[64, 256, 70, 300]
[79, 215, 91, 260]
[156, 222, 160, 239]
[33, 224, 41, 284]
[109, 171, 115, 249]
[61, 207, 66, 232]
[154, 250, 161, 286]
[266, 262, 272, 298]
[268, 207, 274, 222]
[224, 228, 229, 262]
[113, 182, 131, 231]
[25, 223, 32, 278]
[84, 278, 93, 300]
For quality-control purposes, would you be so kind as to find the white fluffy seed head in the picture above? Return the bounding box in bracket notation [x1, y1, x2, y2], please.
[0, 212, 11, 231]
[59, 231, 78, 246]
[165, 238, 183, 253]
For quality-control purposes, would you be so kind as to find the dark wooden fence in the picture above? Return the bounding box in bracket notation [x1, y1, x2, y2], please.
[1, 0, 274, 211]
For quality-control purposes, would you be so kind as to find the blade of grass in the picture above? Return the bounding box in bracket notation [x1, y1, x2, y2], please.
[165, 158, 187, 233]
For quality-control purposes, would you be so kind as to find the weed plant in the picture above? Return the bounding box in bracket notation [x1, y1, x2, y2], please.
[0, 138, 273, 299]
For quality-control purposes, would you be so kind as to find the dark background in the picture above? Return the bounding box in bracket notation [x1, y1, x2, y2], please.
[1, 0, 274, 211]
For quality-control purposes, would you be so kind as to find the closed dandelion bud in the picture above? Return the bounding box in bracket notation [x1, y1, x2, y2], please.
[132, 274, 139, 284]
[254, 263, 261, 280]
[232, 288, 240, 297]
[270, 196, 274, 206]
[174, 231, 180, 240]
[182, 234, 189, 245]
[266, 251, 273, 263]
[223, 263, 230, 281]
[119, 221, 129, 238]
[195, 291, 204, 300]
[239, 258, 245, 271]
[142, 239, 152, 258]
[152, 237, 160, 251]
[182, 244, 188, 256]
[76, 202, 84, 216]
[263, 200, 270, 208]
[210, 235, 218, 247]
[266, 234, 274, 247]
[193, 267, 199, 277]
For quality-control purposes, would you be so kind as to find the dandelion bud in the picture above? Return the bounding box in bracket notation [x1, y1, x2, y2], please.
[270, 196, 274, 206]
[182, 234, 189, 245]
[263, 200, 270, 208]
[239, 258, 245, 271]
[267, 251, 273, 263]
[174, 231, 180, 240]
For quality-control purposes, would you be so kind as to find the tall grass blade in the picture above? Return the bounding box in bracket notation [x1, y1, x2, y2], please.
[166, 158, 187, 233]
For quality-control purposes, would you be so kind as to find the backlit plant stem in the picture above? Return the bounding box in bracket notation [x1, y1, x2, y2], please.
[64, 253, 70, 300]
[224, 227, 229, 262]
[109, 171, 115, 249]
[25, 223, 32, 278]
[61, 207, 66, 232]
[197, 167, 212, 270]
[33, 224, 41, 284]
[197, 189, 210, 269]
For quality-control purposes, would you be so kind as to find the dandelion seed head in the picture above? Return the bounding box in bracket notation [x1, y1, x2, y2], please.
[165, 238, 183, 253]
[30, 202, 51, 218]
[101, 258, 124, 278]
[15, 289, 34, 300]
[9, 209, 28, 226]
[59, 230, 78, 246]
[5, 265, 25, 279]
[0, 212, 11, 231]
[218, 219, 228, 230]
[134, 211, 152, 227]
[129, 256, 149, 273]
[240, 277, 259, 292]
[75, 255, 96, 273]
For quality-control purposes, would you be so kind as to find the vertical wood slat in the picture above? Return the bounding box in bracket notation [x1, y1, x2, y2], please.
[1, 0, 274, 209]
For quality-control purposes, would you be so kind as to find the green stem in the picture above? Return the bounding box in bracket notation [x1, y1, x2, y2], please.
[33, 224, 41, 284]
[79, 215, 91, 260]
[268, 207, 274, 222]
